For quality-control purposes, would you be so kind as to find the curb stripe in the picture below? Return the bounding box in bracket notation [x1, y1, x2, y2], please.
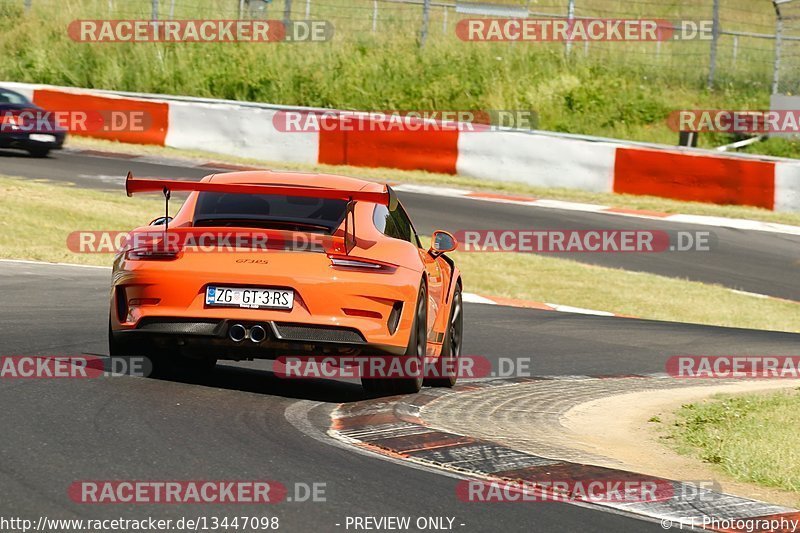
[329, 377, 798, 531]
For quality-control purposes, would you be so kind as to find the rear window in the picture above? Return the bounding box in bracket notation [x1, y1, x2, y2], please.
[0, 88, 30, 105]
[193, 192, 348, 234]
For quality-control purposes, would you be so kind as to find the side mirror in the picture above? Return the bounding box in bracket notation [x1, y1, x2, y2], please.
[149, 216, 173, 226]
[429, 230, 457, 256]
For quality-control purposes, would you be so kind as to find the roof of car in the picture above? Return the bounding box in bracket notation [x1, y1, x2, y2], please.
[205, 171, 385, 193]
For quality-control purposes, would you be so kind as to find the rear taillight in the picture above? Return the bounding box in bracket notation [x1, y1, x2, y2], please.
[125, 248, 181, 261]
[328, 255, 396, 272]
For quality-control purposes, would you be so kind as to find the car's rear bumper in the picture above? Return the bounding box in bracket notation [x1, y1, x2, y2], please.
[110, 251, 421, 351]
[0, 131, 66, 150]
[113, 317, 406, 359]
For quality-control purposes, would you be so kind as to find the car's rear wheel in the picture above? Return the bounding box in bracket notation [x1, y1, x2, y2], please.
[27, 147, 50, 158]
[108, 317, 134, 357]
[426, 283, 462, 387]
[108, 316, 150, 376]
[108, 316, 216, 378]
[361, 281, 427, 396]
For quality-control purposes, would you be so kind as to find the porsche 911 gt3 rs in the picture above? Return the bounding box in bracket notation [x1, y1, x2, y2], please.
[109, 171, 463, 395]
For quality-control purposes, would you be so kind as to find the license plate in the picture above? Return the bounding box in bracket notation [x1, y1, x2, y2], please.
[29, 134, 56, 143]
[205, 286, 293, 310]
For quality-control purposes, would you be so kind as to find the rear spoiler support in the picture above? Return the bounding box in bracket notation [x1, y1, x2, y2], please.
[163, 186, 171, 232]
[344, 199, 356, 254]
[343, 188, 398, 254]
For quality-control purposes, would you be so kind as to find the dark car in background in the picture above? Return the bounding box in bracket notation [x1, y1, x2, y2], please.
[0, 87, 66, 157]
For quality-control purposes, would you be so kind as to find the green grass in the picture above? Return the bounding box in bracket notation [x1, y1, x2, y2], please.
[0, 0, 792, 156]
[0, 175, 167, 264]
[3, 174, 799, 333]
[671, 390, 800, 493]
[447, 246, 800, 334]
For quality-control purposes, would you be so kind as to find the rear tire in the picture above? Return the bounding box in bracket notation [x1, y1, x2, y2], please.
[108, 317, 133, 357]
[108, 316, 215, 378]
[426, 283, 462, 388]
[108, 316, 151, 377]
[27, 147, 50, 158]
[361, 281, 427, 396]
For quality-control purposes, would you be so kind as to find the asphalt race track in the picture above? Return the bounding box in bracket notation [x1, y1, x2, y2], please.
[2, 148, 799, 301]
[2, 148, 800, 531]
[4, 261, 800, 531]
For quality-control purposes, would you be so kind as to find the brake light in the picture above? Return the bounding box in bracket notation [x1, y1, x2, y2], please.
[125, 248, 181, 261]
[328, 255, 397, 271]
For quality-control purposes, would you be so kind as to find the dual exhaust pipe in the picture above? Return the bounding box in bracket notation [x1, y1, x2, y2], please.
[229, 324, 267, 344]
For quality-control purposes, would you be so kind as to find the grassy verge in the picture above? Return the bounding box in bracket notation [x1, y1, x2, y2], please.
[669, 389, 800, 493]
[0, 175, 167, 265]
[66, 136, 800, 228]
[0, 0, 792, 157]
[2, 174, 798, 333]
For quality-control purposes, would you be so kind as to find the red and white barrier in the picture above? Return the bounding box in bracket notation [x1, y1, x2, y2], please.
[3, 81, 799, 212]
[457, 129, 617, 192]
[166, 101, 319, 164]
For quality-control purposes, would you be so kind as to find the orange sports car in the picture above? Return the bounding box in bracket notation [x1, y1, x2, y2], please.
[109, 171, 463, 395]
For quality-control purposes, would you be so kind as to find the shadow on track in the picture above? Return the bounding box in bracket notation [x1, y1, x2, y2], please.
[90, 353, 371, 404]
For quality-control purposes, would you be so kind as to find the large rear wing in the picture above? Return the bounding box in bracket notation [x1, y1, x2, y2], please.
[125, 172, 396, 206]
[124, 172, 398, 254]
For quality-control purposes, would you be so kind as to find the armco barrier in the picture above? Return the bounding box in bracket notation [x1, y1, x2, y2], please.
[2, 81, 798, 212]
